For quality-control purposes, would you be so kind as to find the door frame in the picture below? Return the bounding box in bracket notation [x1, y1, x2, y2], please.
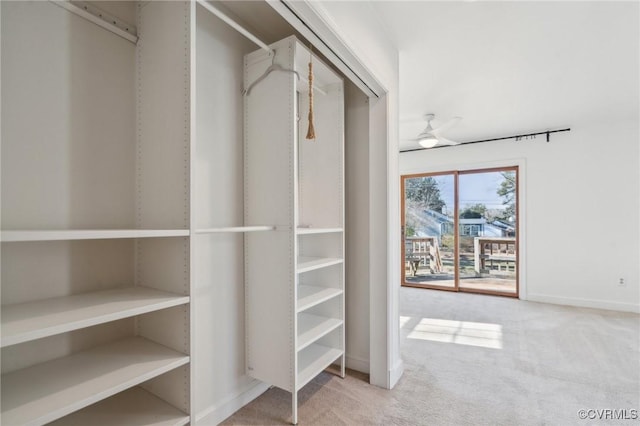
[401, 165, 520, 298]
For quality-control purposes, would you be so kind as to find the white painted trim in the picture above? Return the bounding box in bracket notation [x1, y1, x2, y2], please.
[266, 0, 385, 98]
[527, 293, 640, 314]
[368, 95, 391, 389]
[400, 156, 525, 177]
[194, 380, 270, 425]
[345, 354, 370, 374]
[388, 359, 403, 389]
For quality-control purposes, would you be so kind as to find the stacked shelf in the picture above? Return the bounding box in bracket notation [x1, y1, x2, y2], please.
[0, 231, 192, 425]
[297, 344, 343, 390]
[1, 2, 192, 424]
[295, 236, 345, 394]
[296, 227, 343, 235]
[297, 256, 343, 273]
[297, 285, 343, 312]
[1, 286, 189, 347]
[48, 387, 190, 426]
[297, 313, 343, 351]
[1, 229, 189, 242]
[1, 337, 189, 425]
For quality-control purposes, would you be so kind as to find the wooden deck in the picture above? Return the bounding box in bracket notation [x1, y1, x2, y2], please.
[404, 274, 516, 294]
[403, 236, 517, 295]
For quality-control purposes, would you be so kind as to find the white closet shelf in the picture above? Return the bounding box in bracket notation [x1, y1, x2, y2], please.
[195, 226, 275, 234]
[296, 227, 343, 235]
[48, 387, 189, 426]
[297, 343, 343, 391]
[297, 285, 343, 312]
[297, 257, 343, 273]
[1, 229, 190, 242]
[297, 313, 342, 352]
[1, 287, 190, 347]
[1, 337, 189, 426]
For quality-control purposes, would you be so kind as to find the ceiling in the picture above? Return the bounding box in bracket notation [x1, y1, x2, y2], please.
[369, 1, 639, 151]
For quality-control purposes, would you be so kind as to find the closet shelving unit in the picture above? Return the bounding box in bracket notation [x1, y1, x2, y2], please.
[1, 2, 192, 425]
[1, 229, 190, 242]
[244, 36, 346, 424]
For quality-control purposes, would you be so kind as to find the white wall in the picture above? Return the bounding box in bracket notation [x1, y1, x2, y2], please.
[1, 1, 136, 229]
[308, 1, 403, 388]
[401, 120, 640, 313]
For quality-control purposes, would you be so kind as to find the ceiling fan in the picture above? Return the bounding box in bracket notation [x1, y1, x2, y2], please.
[408, 114, 462, 148]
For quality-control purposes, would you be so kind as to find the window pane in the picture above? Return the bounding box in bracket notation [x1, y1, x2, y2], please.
[458, 170, 517, 294]
[403, 174, 456, 289]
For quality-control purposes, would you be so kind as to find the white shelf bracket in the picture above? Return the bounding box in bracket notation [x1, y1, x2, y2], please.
[50, 1, 138, 44]
[196, 0, 272, 54]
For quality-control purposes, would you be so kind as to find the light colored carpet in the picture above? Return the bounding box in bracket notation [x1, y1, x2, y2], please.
[222, 288, 640, 425]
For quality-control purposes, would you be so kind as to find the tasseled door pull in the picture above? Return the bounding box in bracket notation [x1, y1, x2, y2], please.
[305, 47, 315, 140]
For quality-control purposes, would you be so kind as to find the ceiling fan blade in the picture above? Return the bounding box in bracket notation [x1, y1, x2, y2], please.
[430, 116, 462, 136]
[435, 136, 460, 146]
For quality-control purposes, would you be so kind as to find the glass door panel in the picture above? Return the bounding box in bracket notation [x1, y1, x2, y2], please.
[458, 169, 517, 295]
[402, 173, 457, 290]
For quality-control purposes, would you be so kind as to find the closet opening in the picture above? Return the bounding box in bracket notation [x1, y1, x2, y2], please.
[401, 166, 519, 297]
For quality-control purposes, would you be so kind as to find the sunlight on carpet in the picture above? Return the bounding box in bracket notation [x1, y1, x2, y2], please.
[401, 316, 503, 349]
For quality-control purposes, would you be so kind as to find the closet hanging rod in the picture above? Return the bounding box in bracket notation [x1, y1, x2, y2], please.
[196, 0, 273, 54]
[50, 1, 138, 44]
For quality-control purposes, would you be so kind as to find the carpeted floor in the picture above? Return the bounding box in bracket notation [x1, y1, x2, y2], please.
[222, 288, 640, 425]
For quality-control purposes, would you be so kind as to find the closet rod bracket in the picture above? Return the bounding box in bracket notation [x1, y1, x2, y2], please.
[50, 1, 138, 44]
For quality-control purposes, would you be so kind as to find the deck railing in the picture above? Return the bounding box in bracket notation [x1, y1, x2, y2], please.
[405, 236, 443, 275]
[474, 237, 516, 275]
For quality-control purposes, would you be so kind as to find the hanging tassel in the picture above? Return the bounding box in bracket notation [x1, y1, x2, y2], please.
[305, 49, 316, 140]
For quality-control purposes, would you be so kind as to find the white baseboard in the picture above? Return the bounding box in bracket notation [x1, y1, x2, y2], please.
[346, 354, 370, 374]
[527, 293, 640, 314]
[195, 380, 270, 425]
[388, 359, 404, 389]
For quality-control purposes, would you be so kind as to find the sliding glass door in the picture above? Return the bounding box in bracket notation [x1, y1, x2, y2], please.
[457, 169, 518, 295]
[401, 172, 457, 290]
[401, 167, 518, 297]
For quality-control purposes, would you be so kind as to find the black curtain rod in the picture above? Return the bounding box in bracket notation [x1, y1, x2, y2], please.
[400, 128, 571, 153]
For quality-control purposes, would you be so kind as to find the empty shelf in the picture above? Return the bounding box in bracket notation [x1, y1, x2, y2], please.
[297, 343, 343, 391]
[296, 227, 343, 235]
[297, 257, 343, 273]
[297, 286, 342, 312]
[195, 226, 275, 234]
[1, 287, 190, 347]
[1, 229, 190, 242]
[1, 337, 189, 426]
[48, 387, 189, 426]
[297, 313, 342, 351]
